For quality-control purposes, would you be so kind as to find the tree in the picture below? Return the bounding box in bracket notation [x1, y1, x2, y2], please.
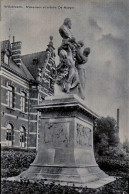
[94, 116, 120, 156]
[123, 139, 129, 153]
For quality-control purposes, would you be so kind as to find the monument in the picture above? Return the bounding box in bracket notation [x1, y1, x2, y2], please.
[10, 18, 115, 188]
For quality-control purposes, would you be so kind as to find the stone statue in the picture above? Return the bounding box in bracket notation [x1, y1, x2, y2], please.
[58, 18, 78, 60]
[59, 18, 73, 39]
[76, 44, 90, 90]
[56, 18, 90, 99]
[57, 45, 85, 99]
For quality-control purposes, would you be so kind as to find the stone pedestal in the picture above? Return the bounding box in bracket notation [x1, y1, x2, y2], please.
[13, 95, 115, 188]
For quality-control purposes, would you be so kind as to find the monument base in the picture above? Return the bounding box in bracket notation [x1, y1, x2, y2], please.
[9, 165, 115, 188]
[9, 95, 115, 188]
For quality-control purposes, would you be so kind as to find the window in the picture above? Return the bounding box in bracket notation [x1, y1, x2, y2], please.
[49, 78, 53, 88]
[7, 85, 14, 108]
[6, 123, 13, 146]
[39, 94, 44, 104]
[21, 92, 27, 112]
[20, 126, 26, 148]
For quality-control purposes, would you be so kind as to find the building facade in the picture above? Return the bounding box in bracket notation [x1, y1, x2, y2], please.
[0, 36, 56, 150]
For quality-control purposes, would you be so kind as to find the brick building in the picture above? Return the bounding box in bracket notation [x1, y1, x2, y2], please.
[0, 36, 56, 150]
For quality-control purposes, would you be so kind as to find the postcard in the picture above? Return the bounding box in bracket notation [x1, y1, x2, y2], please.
[1, 0, 129, 193]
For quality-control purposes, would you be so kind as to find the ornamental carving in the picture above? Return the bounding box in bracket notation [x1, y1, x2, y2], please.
[44, 122, 69, 147]
[76, 123, 92, 147]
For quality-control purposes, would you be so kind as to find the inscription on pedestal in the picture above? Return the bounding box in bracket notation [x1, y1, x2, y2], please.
[44, 122, 69, 147]
[76, 123, 92, 147]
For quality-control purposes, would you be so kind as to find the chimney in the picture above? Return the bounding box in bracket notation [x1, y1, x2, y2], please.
[117, 108, 119, 133]
[11, 36, 22, 66]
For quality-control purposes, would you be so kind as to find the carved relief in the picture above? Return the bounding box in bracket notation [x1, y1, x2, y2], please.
[76, 123, 92, 147]
[44, 122, 69, 147]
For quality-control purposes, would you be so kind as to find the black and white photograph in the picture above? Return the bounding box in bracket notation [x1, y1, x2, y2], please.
[0, 0, 129, 193]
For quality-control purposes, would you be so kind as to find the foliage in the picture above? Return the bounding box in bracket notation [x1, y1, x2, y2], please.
[95, 156, 129, 178]
[1, 178, 128, 194]
[1, 146, 36, 152]
[123, 139, 129, 153]
[1, 150, 129, 193]
[1, 150, 36, 177]
[94, 116, 121, 156]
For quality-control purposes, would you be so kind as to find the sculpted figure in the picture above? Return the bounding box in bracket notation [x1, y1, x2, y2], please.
[57, 18, 90, 99]
[58, 18, 78, 60]
[77, 47, 90, 90]
[59, 18, 73, 39]
[76, 41, 88, 65]
[60, 46, 79, 92]
[57, 46, 85, 99]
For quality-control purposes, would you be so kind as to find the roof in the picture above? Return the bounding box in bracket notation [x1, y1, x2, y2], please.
[2, 57, 34, 81]
[21, 51, 48, 80]
[1, 40, 34, 80]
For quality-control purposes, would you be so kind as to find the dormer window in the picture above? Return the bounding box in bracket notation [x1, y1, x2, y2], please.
[1, 50, 9, 64]
[1, 40, 11, 64]
[33, 58, 38, 65]
[4, 53, 9, 64]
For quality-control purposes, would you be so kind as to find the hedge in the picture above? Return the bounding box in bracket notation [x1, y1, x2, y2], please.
[1, 150, 36, 177]
[96, 156, 129, 178]
[1, 150, 129, 193]
[1, 178, 128, 194]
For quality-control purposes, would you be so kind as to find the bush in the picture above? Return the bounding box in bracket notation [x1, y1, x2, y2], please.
[1, 178, 128, 194]
[1, 150, 36, 177]
[1, 150, 129, 193]
[96, 156, 129, 178]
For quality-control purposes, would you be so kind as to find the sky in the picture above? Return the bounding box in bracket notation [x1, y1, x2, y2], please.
[1, 0, 129, 142]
